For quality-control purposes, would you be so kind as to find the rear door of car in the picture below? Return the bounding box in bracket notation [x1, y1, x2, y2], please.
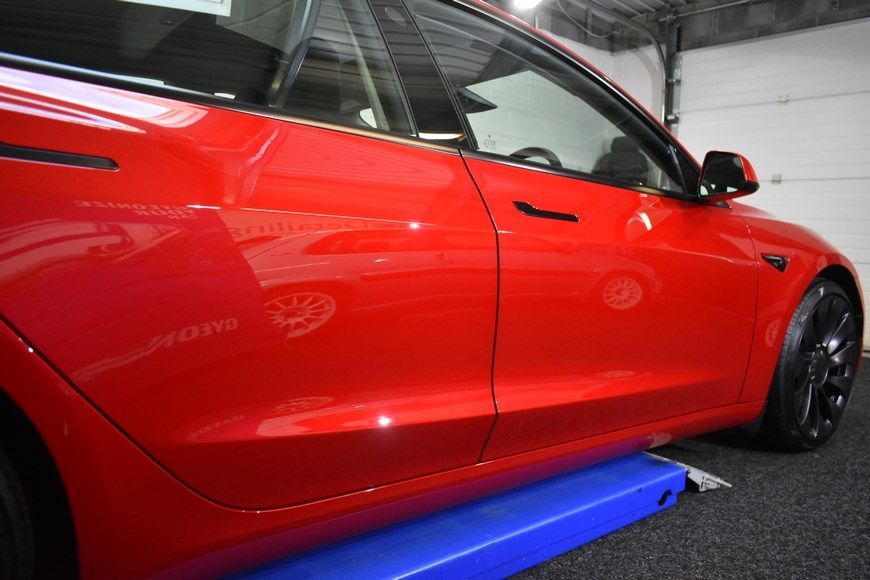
[407, 0, 759, 460]
[0, 0, 497, 509]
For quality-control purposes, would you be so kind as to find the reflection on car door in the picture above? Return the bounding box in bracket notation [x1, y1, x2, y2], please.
[0, 0, 497, 509]
[465, 159, 757, 459]
[409, 0, 758, 460]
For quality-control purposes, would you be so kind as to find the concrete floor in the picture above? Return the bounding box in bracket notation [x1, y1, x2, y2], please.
[521, 357, 870, 579]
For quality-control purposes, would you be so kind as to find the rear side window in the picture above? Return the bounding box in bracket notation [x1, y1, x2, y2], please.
[0, 0, 413, 134]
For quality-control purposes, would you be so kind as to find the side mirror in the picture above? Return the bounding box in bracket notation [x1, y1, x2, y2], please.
[698, 151, 759, 201]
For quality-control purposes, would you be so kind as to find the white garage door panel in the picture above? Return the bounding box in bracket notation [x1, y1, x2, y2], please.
[759, 189, 870, 211]
[679, 23, 868, 74]
[680, 24, 870, 111]
[676, 18, 870, 347]
[759, 204, 870, 219]
[784, 220, 870, 236]
[681, 69, 870, 112]
[680, 101, 870, 172]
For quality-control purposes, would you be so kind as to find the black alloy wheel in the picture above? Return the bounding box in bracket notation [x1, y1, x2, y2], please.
[762, 278, 860, 450]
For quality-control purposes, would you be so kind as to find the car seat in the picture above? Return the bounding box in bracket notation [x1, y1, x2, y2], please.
[592, 136, 650, 186]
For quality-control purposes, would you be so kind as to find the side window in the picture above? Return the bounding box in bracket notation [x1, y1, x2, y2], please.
[407, 0, 685, 194]
[0, 0, 412, 134]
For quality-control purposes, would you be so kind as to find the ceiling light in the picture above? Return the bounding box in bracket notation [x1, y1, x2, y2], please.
[514, 0, 543, 11]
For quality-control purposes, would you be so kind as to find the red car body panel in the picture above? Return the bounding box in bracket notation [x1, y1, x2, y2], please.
[461, 157, 758, 460]
[0, 0, 864, 576]
[728, 204, 864, 401]
[0, 318, 764, 577]
[0, 67, 500, 509]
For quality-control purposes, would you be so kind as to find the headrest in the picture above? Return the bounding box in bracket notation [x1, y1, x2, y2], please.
[611, 136, 638, 153]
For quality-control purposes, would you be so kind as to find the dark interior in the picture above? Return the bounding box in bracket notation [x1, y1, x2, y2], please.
[0, 0, 411, 132]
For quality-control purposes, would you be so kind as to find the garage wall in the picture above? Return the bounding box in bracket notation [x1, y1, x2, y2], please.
[557, 37, 614, 76]
[674, 18, 870, 348]
[607, 45, 662, 121]
[556, 36, 662, 118]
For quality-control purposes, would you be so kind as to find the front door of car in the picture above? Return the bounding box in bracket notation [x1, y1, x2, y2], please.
[0, 0, 497, 508]
[409, 0, 758, 460]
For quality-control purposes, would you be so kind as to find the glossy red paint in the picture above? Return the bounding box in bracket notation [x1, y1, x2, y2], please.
[462, 156, 759, 460]
[0, 317, 764, 577]
[728, 203, 865, 403]
[736, 153, 759, 184]
[0, 0, 863, 577]
[0, 67, 499, 509]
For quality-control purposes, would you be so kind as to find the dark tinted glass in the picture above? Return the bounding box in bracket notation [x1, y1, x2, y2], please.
[369, 0, 466, 140]
[407, 0, 686, 194]
[0, 0, 412, 134]
[700, 152, 748, 195]
[676, 148, 701, 194]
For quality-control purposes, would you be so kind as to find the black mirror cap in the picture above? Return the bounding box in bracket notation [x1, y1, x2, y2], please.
[698, 151, 760, 202]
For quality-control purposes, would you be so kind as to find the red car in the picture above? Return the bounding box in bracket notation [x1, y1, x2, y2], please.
[0, 0, 863, 577]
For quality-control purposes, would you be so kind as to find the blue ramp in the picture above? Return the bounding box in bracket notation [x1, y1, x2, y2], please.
[238, 453, 686, 579]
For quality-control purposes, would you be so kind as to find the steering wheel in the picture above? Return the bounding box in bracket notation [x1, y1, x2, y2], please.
[509, 147, 562, 168]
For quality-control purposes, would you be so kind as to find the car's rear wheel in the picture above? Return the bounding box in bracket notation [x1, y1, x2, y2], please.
[761, 278, 860, 450]
[0, 448, 34, 579]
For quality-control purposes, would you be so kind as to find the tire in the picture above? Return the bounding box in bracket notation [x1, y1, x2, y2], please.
[0, 447, 34, 579]
[760, 278, 860, 450]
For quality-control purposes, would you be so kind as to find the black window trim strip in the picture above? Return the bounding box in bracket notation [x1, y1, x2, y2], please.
[0, 141, 118, 170]
[0, 52, 459, 156]
[393, 0, 479, 149]
[365, 0, 422, 138]
[404, 0, 707, 203]
[463, 149, 698, 202]
[351, 0, 420, 136]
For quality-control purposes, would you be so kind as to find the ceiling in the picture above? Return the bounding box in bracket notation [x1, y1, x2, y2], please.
[586, 0, 689, 19]
[513, 0, 870, 52]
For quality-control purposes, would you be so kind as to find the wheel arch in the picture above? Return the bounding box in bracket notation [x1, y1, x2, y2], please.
[739, 250, 865, 405]
[0, 388, 78, 577]
[817, 264, 865, 349]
